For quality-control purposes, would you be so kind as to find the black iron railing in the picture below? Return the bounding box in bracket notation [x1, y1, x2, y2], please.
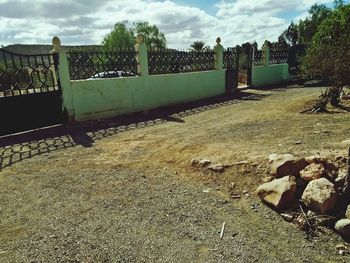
[67, 49, 138, 80]
[0, 49, 59, 97]
[223, 48, 238, 70]
[148, 49, 215, 75]
[253, 50, 264, 66]
[269, 49, 289, 64]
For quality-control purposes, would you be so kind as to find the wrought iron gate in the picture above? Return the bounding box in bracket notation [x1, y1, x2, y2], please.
[0, 49, 64, 136]
[224, 47, 239, 92]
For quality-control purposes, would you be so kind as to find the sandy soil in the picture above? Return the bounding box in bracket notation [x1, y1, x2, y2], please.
[0, 85, 349, 262]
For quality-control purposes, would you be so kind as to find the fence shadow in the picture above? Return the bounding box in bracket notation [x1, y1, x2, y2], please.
[0, 90, 268, 170]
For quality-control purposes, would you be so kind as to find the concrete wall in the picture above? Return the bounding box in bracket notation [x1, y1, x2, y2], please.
[69, 70, 225, 122]
[252, 63, 290, 87]
[55, 37, 227, 123]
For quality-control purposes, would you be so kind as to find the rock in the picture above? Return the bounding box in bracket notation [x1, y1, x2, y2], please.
[281, 213, 294, 222]
[233, 160, 249, 165]
[261, 175, 274, 183]
[301, 178, 338, 214]
[198, 159, 211, 167]
[335, 244, 347, 255]
[208, 163, 225, 173]
[229, 182, 236, 189]
[335, 219, 350, 237]
[190, 158, 199, 166]
[270, 155, 308, 177]
[335, 169, 348, 185]
[190, 158, 211, 167]
[300, 163, 325, 182]
[257, 176, 296, 209]
[304, 79, 324, 87]
[305, 155, 328, 164]
[345, 205, 350, 219]
[202, 188, 212, 193]
[268, 153, 293, 164]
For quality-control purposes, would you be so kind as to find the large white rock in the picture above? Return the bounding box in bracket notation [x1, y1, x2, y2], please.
[345, 205, 350, 219]
[335, 219, 350, 237]
[305, 155, 328, 164]
[301, 178, 338, 214]
[257, 176, 296, 209]
[270, 155, 308, 178]
[300, 163, 325, 182]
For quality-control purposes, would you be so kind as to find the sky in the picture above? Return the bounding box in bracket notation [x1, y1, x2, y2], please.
[0, 0, 343, 48]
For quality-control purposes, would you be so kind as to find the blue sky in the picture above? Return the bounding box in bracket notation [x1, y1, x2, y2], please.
[0, 0, 346, 48]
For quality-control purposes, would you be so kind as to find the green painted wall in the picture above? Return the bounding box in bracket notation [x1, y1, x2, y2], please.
[69, 70, 225, 122]
[252, 63, 290, 87]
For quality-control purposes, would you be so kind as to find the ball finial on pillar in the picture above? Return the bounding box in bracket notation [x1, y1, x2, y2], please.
[136, 34, 144, 45]
[52, 36, 61, 52]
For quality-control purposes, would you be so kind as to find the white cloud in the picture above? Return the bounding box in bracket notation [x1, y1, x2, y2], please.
[0, 0, 335, 48]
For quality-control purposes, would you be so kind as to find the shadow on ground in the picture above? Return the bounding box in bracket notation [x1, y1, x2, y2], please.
[0, 90, 269, 170]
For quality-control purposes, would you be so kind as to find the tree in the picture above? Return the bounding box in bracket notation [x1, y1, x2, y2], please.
[302, 4, 350, 111]
[134, 21, 166, 50]
[298, 4, 332, 44]
[102, 21, 166, 50]
[102, 21, 136, 50]
[190, 41, 209, 52]
[279, 22, 299, 47]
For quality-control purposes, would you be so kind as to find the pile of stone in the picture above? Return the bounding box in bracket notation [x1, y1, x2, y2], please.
[257, 153, 349, 238]
[190, 158, 232, 173]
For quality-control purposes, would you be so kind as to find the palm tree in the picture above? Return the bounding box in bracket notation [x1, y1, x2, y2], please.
[190, 41, 210, 52]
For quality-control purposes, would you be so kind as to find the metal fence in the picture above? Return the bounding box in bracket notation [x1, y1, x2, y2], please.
[67, 49, 138, 80]
[223, 48, 238, 70]
[0, 48, 59, 97]
[148, 49, 215, 75]
[269, 49, 289, 64]
[253, 50, 264, 66]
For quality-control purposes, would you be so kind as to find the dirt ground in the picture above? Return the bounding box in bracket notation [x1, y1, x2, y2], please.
[0, 85, 349, 262]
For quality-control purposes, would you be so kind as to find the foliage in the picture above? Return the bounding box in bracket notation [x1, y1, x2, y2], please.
[135, 22, 166, 50]
[190, 41, 209, 52]
[102, 21, 166, 50]
[302, 4, 350, 109]
[102, 21, 136, 50]
[275, 4, 331, 48]
[279, 22, 299, 47]
[298, 4, 332, 45]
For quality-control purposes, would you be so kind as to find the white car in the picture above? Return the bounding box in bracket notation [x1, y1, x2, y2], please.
[87, 71, 136, 80]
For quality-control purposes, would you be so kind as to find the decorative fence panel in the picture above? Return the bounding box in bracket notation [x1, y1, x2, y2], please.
[0, 48, 63, 136]
[0, 49, 59, 97]
[223, 47, 239, 70]
[148, 50, 215, 75]
[253, 50, 264, 66]
[269, 49, 289, 65]
[67, 49, 138, 80]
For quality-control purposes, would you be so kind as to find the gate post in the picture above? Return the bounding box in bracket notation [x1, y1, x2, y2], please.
[134, 34, 149, 77]
[52, 36, 75, 122]
[262, 40, 270, 66]
[247, 45, 253, 87]
[214, 37, 224, 70]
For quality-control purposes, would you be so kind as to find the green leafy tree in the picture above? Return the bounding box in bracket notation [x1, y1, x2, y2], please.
[134, 21, 166, 50]
[190, 41, 209, 52]
[279, 22, 299, 47]
[102, 21, 136, 50]
[102, 21, 166, 50]
[302, 4, 350, 111]
[298, 4, 332, 44]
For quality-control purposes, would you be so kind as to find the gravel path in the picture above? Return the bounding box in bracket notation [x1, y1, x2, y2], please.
[0, 86, 349, 262]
